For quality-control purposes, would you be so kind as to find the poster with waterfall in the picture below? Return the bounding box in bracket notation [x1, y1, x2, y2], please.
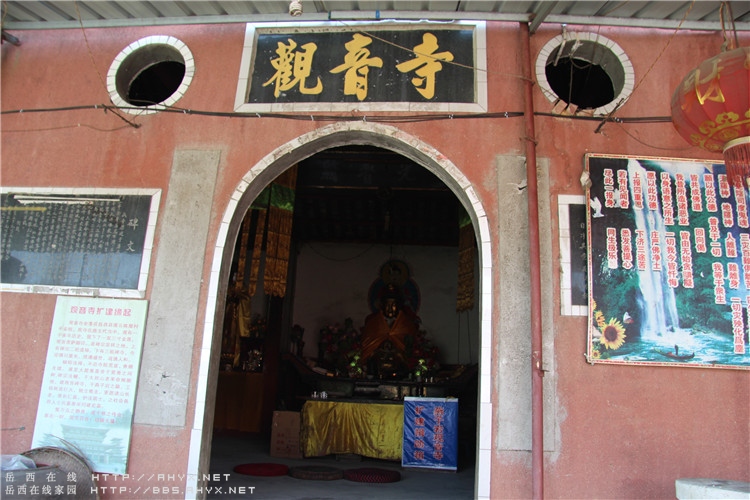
[586, 155, 750, 369]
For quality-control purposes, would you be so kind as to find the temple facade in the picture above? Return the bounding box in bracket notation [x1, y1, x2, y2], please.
[1, 13, 749, 500]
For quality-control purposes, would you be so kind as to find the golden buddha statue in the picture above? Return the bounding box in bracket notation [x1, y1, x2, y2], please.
[359, 285, 420, 365]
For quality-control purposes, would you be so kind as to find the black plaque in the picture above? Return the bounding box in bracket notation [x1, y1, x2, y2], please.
[569, 203, 588, 306]
[1, 192, 154, 290]
[248, 27, 476, 105]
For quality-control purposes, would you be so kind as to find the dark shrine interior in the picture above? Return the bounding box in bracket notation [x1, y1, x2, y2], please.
[217, 144, 478, 465]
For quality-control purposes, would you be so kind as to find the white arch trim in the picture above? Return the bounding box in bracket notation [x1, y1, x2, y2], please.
[185, 121, 493, 500]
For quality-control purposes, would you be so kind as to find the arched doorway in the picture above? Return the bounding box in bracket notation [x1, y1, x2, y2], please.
[187, 122, 493, 499]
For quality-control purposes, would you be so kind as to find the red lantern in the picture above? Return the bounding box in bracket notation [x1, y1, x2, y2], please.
[671, 47, 750, 186]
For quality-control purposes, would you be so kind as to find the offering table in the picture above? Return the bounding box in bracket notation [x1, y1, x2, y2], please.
[300, 399, 403, 460]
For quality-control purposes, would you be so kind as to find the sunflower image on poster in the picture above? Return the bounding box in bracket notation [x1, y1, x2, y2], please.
[586, 155, 750, 369]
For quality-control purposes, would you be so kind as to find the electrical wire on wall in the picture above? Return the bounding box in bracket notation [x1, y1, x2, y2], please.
[0, 102, 687, 152]
[70, 1, 140, 129]
[593, 0, 696, 134]
[720, 1, 740, 49]
[2, 0, 708, 155]
[1, 102, 675, 125]
[2, 2, 698, 150]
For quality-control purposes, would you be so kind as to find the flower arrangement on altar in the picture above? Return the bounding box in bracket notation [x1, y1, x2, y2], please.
[318, 318, 441, 380]
[347, 352, 366, 378]
[318, 318, 364, 376]
[404, 329, 441, 379]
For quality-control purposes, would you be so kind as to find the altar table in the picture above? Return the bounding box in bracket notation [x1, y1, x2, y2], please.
[300, 400, 403, 460]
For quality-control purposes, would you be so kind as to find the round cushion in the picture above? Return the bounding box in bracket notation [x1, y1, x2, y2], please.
[288, 465, 343, 481]
[343, 467, 401, 483]
[233, 462, 289, 476]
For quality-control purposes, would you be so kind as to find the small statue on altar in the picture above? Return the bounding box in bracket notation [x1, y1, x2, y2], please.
[359, 284, 420, 367]
[371, 340, 407, 379]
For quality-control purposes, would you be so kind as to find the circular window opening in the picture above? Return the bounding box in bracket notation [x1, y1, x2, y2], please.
[120, 48, 185, 106]
[536, 33, 634, 116]
[108, 36, 194, 115]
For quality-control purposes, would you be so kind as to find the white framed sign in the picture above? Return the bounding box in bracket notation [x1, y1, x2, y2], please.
[32, 296, 148, 474]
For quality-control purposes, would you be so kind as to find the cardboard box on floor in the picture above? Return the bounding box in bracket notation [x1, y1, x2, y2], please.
[270, 411, 302, 458]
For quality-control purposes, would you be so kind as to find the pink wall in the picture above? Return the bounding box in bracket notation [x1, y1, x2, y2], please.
[524, 25, 750, 499]
[2, 21, 748, 499]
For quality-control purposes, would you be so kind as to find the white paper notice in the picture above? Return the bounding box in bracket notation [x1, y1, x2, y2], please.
[32, 296, 148, 474]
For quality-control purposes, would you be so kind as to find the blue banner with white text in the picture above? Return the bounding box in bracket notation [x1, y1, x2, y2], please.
[402, 397, 458, 470]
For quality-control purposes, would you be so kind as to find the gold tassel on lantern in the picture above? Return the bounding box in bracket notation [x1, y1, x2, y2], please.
[456, 206, 475, 312]
[724, 137, 750, 188]
[264, 165, 298, 298]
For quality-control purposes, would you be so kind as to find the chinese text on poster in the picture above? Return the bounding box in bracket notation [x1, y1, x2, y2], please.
[402, 397, 458, 470]
[32, 296, 148, 473]
[586, 155, 750, 369]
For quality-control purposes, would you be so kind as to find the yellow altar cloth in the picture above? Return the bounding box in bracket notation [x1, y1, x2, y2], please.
[300, 400, 404, 460]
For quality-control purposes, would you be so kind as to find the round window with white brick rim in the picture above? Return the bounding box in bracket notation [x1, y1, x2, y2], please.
[107, 35, 194, 115]
[535, 32, 634, 116]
